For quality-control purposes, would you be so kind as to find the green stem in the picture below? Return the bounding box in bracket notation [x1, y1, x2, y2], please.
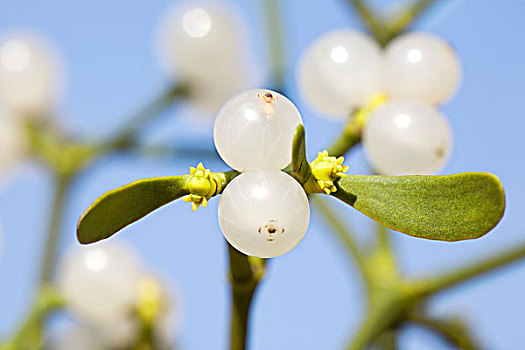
[418, 242, 525, 296]
[348, 0, 387, 44]
[326, 115, 362, 157]
[39, 174, 72, 285]
[376, 223, 392, 253]
[261, 0, 286, 92]
[103, 84, 188, 152]
[347, 307, 394, 350]
[312, 197, 370, 285]
[348, 0, 442, 46]
[1, 286, 63, 350]
[388, 0, 440, 39]
[374, 329, 397, 350]
[227, 244, 265, 350]
[123, 142, 220, 161]
[407, 316, 481, 350]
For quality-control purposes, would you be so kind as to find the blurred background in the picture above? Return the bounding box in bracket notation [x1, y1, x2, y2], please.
[1, 0, 524, 349]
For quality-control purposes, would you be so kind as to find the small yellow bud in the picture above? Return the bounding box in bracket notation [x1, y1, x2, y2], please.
[310, 150, 349, 195]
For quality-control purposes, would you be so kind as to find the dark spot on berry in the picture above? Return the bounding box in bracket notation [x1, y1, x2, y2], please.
[268, 227, 277, 234]
[435, 147, 445, 159]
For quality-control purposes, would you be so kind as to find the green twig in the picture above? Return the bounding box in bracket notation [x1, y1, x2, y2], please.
[227, 244, 265, 350]
[374, 328, 398, 350]
[312, 197, 370, 285]
[261, 0, 286, 92]
[375, 223, 392, 254]
[121, 142, 220, 161]
[348, 0, 387, 43]
[103, 84, 188, 152]
[348, 0, 442, 45]
[39, 174, 72, 285]
[418, 242, 525, 297]
[327, 114, 362, 157]
[388, 0, 440, 39]
[0, 286, 63, 350]
[407, 316, 481, 350]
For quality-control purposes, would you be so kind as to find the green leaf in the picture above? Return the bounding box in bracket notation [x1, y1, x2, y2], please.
[333, 173, 505, 241]
[77, 176, 190, 244]
[291, 124, 312, 184]
[289, 124, 324, 194]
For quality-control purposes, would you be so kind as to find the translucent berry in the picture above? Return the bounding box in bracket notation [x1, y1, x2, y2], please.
[95, 275, 180, 348]
[218, 169, 310, 258]
[54, 324, 110, 350]
[362, 99, 453, 175]
[0, 108, 26, 178]
[156, 2, 251, 112]
[0, 32, 64, 114]
[297, 29, 383, 118]
[213, 89, 303, 171]
[383, 32, 462, 105]
[56, 241, 143, 326]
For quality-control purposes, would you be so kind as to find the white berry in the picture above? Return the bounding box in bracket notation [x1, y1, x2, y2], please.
[0, 107, 26, 178]
[56, 241, 143, 326]
[218, 170, 310, 258]
[54, 324, 110, 350]
[383, 32, 462, 105]
[297, 29, 383, 118]
[156, 2, 250, 112]
[213, 89, 303, 171]
[0, 32, 64, 114]
[95, 275, 180, 348]
[362, 99, 452, 175]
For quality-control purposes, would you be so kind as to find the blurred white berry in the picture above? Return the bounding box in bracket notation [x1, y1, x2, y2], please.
[56, 241, 143, 327]
[0, 32, 64, 114]
[383, 32, 462, 105]
[214, 89, 303, 171]
[297, 29, 383, 118]
[53, 324, 110, 350]
[0, 107, 26, 178]
[218, 169, 310, 258]
[96, 275, 181, 348]
[362, 99, 453, 175]
[138, 275, 181, 346]
[156, 2, 252, 112]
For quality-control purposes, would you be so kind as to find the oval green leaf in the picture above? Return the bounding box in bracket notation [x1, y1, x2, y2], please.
[291, 124, 311, 184]
[77, 176, 190, 244]
[333, 173, 505, 241]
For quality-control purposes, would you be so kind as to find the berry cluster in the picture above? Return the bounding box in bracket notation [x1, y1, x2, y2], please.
[213, 89, 310, 258]
[298, 30, 461, 175]
[0, 33, 62, 178]
[157, 2, 255, 113]
[55, 242, 178, 348]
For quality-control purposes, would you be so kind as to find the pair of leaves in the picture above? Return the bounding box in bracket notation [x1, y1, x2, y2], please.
[77, 125, 505, 244]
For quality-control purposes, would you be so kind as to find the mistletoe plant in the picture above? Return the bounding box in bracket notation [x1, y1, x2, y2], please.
[1, 0, 523, 350]
[77, 88, 505, 349]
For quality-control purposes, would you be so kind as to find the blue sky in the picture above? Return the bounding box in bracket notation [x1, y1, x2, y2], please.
[1, 0, 525, 349]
